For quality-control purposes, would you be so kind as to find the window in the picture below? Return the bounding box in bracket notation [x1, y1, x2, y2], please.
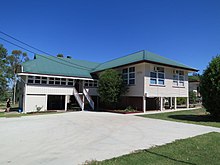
[173, 75, 178, 86]
[150, 67, 165, 85]
[122, 67, 135, 85]
[173, 70, 185, 86]
[89, 81, 93, 87]
[34, 76, 41, 84]
[122, 68, 128, 84]
[61, 78, 66, 85]
[84, 80, 89, 87]
[55, 78, 61, 85]
[41, 77, 47, 84]
[27, 76, 69, 86]
[150, 72, 157, 84]
[94, 80, 98, 87]
[27, 76, 34, 84]
[49, 78, 55, 85]
[67, 79, 74, 86]
[84, 80, 98, 87]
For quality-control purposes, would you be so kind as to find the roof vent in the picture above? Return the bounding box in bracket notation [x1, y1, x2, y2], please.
[57, 54, 64, 58]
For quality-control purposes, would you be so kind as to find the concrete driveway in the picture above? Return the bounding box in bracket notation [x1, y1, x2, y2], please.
[0, 111, 219, 165]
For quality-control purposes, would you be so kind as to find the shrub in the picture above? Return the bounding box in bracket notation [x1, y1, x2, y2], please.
[124, 106, 136, 112]
[200, 55, 220, 117]
[177, 97, 186, 105]
[189, 91, 197, 104]
[98, 69, 128, 108]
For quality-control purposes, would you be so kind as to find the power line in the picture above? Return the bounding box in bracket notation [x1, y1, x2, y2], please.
[0, 36, 37, 54]
[0, 30, 52, 56]
[0, 36, 92, 71]
[0, 30, 94, 70]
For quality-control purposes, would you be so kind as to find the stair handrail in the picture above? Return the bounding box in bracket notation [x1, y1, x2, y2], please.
[73, 87, 84, 110]
[83, 88, 94, 110]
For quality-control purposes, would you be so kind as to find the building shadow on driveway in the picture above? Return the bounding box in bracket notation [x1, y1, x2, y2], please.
[168, 114, 220, 123]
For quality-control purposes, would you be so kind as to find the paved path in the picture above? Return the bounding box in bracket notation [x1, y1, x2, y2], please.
[0, 111, 219, 165]
[127, 107, 201, 116]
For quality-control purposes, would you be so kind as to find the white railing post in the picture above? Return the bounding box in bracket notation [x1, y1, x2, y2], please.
[65, 95, 68, 111]
[160, 97, 163, 111]
[174, 97, 177, 110]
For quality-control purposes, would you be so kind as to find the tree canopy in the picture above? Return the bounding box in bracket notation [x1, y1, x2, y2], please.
[0, 44, 9, 101]
[200, 55, 220, 117]
[98, 69, 127, 109]
[0, 44, 29, 102]
[188, 75, 200, 82]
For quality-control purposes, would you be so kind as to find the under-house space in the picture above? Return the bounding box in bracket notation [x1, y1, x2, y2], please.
[47, 95, 65, 110]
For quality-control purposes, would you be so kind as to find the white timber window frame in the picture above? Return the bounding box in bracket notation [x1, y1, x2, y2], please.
[173, 70, 185, 87]
[84, 80, 98, 88]
[41, 77, 47, 84]
[26, 76, 75, 86]
[150, 66, 165, 85]
[122, 67, 135, 85]
[27, 76, 34, 84]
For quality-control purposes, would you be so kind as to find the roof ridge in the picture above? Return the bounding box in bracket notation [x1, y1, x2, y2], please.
[64, 57, 100, 65]
[92, 50, 145, 70]
[153, 52, 193, 67]
[36, 54, 100, 68]
[144, 51, 198, 70]
[34, 54, 93, 71]
[143, 50, 147, 60]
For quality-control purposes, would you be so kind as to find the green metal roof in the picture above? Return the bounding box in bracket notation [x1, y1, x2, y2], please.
[92, 50, 198, 72]
[22, 50, 197, 78]
[22, 54, 100, 78]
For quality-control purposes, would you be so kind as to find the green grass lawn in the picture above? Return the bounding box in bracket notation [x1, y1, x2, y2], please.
[87, 132, 220, 165]
[0, 112, 26, 118]
[139, 108, 220, 128]
[0, 111, 62, 118]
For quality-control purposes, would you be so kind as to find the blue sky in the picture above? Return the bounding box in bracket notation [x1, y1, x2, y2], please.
[0, 0, 220, 73]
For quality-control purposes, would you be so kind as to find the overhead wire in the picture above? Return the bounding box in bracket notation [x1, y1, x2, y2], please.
[0, 30, 51, 55]
[0, 30, 94, 70]
[0, 36, 37, 54]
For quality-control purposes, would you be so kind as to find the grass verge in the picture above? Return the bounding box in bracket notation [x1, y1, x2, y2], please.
[0, 111, 62, 118]
[139, 108, 220, 128]
[87, 132, 220, 165]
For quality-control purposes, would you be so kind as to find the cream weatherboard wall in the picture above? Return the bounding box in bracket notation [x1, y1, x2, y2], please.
[117, 62, 189, 98]
[25, 95, 47, 113]
[26, 85, 74, 95]
[20, 62, 191, 113]
[89, 63, 146, 97]
[24, 85, 74, 113]
[97, 62, 189, 98]
[144, 63, 189, 97]
[116, 63, 145, 97]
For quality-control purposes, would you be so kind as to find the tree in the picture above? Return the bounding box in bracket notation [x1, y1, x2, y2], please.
[189, 91, 197, 104]
[98, 69, 127, 109]
[188, 75, 200, 82]
[0, 44, 9, 101]
[200, 55, 220, 117]
[7, 50, 29, 104]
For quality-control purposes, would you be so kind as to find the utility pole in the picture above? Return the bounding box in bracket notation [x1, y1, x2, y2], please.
[13, 79, 16, 105]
